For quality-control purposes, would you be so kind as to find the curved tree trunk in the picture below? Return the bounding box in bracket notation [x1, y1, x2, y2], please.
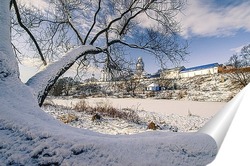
[26, 46, 101, 106]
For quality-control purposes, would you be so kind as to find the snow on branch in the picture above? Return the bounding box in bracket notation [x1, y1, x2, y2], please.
[26, 45, 101, 106]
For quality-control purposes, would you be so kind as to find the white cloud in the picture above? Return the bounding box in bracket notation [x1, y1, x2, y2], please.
[230, 44, 249, 54]
[230, 46, 243, 54]
[177, 0, 250, 38]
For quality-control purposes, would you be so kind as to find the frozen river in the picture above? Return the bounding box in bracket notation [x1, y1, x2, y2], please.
[51, 97, 227, 117]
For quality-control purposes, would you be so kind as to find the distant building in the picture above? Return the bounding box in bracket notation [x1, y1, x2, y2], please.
[148, 69, 162, 79]
[161, 66, 185, 79]
[160, 63, 219, 79]
[147, 83, 161, 91]
[100, 58, 122, 82]
[100, 69, 111, 82]
[136, 57, 144, 75]
[100, 58, 111, 82]
[134, 57, 148, 78]
[149, 73, 160, 79]
[180, 63, 219, 78]
[101, 57, 150, 81]
[100, 55, 220, 82]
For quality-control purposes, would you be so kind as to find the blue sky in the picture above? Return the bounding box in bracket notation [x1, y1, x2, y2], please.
[19, 0, 250, 81]
[141, 29, 250, 74]
[141, 0, 250, 74]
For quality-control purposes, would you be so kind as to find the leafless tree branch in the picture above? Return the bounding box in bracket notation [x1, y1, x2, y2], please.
[90, 0, 139, 45]
[11, 0, 47, 65]
[58, 0, 84, 44]
[84, 0, 101, 45]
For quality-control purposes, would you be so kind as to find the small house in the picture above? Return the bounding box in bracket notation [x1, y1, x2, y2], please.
[147, 83, 161, 91]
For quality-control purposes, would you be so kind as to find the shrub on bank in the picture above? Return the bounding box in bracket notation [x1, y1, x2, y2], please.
[73, 100, 141, 124]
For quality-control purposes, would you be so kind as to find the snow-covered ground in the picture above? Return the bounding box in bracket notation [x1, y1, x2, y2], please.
[41, 97, 225, 135]
[0, 82, 217, 165]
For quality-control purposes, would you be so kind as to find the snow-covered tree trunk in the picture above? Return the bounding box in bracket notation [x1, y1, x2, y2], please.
[0, 0, 19, 81]
[26, 46, 101, 106]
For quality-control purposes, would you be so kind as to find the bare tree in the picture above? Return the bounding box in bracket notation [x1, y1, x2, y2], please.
[0, 2, 217, 165]
[240, 44, 250, 66]
[226, 44, 250, 88]
[124, 77, 142, 97]
[9, 0, 187, 106]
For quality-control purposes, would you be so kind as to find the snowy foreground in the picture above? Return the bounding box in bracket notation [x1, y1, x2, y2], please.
[0, 82, 217, 165]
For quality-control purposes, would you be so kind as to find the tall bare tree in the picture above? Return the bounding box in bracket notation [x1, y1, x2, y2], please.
[9, 0, 187, 106]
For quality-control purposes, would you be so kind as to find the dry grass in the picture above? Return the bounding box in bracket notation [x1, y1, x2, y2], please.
[59, 113, 78, 123]
[146, 91, 155, 98]
[166, 92, 173, 99]
[147, 122, 159, 130]
[177, 91, 184, 99]
[74, 100, 89, 112]
[73, 100, 141, 124]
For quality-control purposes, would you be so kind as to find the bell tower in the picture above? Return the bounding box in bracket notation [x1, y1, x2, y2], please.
[136, 57, 144, 76]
